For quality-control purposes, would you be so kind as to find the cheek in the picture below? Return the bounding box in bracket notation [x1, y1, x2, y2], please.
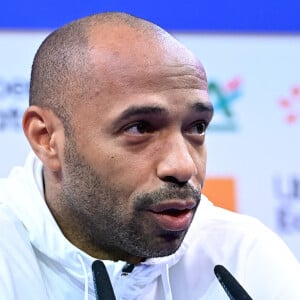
[199, 146, 207, 168]
[95, 150, 153, 194]
[193, 146, 207, 186]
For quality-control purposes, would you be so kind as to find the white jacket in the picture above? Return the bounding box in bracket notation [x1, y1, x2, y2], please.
[1, 152, 300, 300]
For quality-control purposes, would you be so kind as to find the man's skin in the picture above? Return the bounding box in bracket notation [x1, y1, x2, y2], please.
[22, 14, 214, 265]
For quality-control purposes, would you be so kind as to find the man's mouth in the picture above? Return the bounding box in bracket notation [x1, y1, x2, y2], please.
[147, 200, 197, 231]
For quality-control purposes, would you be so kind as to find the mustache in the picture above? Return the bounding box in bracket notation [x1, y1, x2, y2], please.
[134, 183, 201, 209]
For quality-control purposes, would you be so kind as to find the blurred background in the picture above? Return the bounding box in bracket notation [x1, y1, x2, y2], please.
[1, 0, 299, 258]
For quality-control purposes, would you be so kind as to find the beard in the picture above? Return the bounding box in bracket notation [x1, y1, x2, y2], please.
[60, 137, 202, 260]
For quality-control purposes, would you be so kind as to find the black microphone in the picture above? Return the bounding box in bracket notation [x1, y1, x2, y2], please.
[214, 265, 253, 300]
[92, 260, 116, 300]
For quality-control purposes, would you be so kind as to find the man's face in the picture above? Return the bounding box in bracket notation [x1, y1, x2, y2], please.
[59, 33, 213, 262]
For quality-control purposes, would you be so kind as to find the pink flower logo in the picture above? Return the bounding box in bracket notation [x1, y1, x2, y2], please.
[279, 85, 300, 124]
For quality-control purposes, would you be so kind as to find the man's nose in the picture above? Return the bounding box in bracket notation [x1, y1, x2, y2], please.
[156, 135, 198, 184]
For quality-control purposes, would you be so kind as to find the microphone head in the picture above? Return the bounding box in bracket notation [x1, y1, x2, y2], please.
[214, 265, 252, 300]
[92, 260, 116, 300]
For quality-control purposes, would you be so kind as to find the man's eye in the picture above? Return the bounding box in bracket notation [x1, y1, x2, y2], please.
[188, 121, 207, 135]
[124, 122, 154, 135]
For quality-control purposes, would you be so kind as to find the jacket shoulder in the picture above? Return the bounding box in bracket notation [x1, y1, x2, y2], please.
[0, 204, 48, 299]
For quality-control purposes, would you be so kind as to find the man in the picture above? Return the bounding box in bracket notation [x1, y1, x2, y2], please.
[0, 12, 299, 300]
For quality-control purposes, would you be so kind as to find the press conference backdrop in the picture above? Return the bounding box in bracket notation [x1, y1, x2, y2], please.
[1, 1, 300, 260]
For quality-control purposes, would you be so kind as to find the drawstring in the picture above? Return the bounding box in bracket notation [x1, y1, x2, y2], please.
[161, 264, 173, 300]
[77, 253, 89, 300]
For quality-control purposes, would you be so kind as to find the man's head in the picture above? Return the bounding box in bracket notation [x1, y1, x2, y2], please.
[23, 12, 213, 263]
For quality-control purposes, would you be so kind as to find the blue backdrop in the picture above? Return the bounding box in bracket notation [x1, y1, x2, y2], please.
[1, 0, 300, 32]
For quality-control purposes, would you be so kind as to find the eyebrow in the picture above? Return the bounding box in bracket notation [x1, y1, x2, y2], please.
[115, 101, 214, 124]
[191, 102, 214, 114]
[115, 105, 168, 123]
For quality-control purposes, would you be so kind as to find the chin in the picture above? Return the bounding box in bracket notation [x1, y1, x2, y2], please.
[148, 231, 185, 258]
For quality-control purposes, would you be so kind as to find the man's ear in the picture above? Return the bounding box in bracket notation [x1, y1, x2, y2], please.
[22, 105, 64, 171]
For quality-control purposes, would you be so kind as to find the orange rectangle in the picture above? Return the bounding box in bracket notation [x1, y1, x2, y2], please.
[202, 177, 237, 212]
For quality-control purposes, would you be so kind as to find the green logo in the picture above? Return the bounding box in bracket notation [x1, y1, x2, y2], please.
[208, 77, 242, 132]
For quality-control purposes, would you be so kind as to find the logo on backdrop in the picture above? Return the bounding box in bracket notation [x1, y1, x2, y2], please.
[278, 85, 300, 124]
[208, 77, 242, 132]
[273, 175, 300, 233]
[202, 177, 237, 212]
[0, 78, 29, 131]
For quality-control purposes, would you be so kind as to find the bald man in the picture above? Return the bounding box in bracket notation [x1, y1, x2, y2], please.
[1, 12, 300, 300]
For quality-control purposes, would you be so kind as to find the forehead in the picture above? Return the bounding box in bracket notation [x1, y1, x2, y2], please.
[113, 63, 208, 95]
[87, 56, 208, 104]
[88, 61, 209, 116]
[76, 26, 210, 120]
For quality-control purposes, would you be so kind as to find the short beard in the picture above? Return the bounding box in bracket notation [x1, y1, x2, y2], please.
[59, 135, 201, 260]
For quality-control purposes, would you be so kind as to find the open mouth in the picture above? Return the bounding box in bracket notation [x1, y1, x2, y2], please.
[148, 208, 194, 232]
[157, 208, 190, 217]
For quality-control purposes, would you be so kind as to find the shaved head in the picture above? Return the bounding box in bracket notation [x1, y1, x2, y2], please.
[29, 12, 195, 134]
[25, 11, 211, 262]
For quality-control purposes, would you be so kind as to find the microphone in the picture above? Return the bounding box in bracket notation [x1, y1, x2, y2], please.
[214, 265, 253, 300]
[92, 260, 116, 300]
